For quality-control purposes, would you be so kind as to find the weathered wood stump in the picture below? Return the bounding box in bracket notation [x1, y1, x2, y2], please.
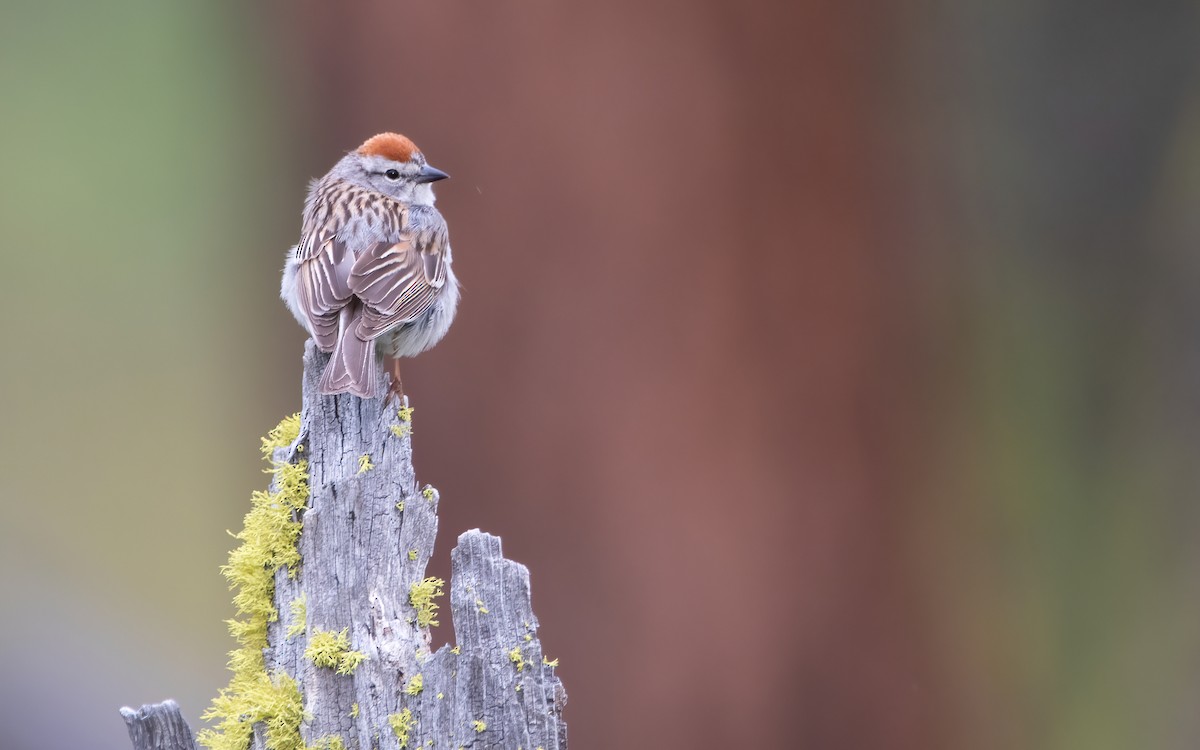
[121, 701, 199, 750]
[121, 342, 566, 750]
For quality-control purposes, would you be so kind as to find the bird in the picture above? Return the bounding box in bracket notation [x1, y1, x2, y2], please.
[281, 133, 459, 400]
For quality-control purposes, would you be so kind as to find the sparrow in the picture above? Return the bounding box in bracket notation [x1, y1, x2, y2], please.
[281, 133, 459, 399]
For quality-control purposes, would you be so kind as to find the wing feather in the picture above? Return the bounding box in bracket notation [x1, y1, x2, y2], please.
[291, 181, 448, 349]
[295, 236, 355, 351]
[349, 232, 447, 340]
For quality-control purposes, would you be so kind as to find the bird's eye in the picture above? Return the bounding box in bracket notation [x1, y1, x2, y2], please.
[385, 169, 401, 180]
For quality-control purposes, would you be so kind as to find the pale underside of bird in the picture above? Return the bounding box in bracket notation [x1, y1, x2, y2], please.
[281, 133, 459, 399]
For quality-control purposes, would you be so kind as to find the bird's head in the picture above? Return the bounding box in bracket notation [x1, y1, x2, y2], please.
[333, 132, 449, 205]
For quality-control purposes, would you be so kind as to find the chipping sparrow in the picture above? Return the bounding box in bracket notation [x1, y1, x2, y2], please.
[281, 133, 459, 399]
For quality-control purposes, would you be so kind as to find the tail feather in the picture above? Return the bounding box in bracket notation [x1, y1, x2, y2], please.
[319, 306, 380, 398]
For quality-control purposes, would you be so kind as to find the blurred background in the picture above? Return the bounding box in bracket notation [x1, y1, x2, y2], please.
[2, 1, 1199, 748]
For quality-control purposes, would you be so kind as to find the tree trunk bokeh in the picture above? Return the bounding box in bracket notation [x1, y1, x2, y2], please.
[277, 2, 940, 747]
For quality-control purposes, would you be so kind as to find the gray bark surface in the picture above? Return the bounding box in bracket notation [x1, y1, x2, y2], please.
[121, 701, 199, 750]
[121, 342, 566, 750]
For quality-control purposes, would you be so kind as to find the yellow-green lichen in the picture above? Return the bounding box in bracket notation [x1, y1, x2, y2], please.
[357, 454, 375, 474]
[197, 670, 305, 750]
[408, 549, 418, 561]
[523, 634, 532, 642]
[475, 599, 488, 615]
[309, 735, 345, 750]
[398, 405, 414, 423]
[421, 486, 436, 501]
[305, 628, 367, 675]
[409, 577, 445, 628]
[542, 656, 559, 668]
[390, 423, 412, 438]
[508, 646, 529, 673]
[396, 501, 405, 511]
[404, 673, 424, 696]
[436, 692, 444, 700]
[262, 413, 302, 456]
[350, 703, 360, 719]
[471, 720, 486, 733]
[450, 646, 460, 655]
[389, 709, 414, 748]
[286, 594, 307, 640]
[199, 414, 309, 750]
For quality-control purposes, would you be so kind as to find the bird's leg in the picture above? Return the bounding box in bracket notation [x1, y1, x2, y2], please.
[387, 356, 405, 403]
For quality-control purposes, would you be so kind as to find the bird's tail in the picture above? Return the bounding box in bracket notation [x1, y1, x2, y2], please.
[319, 305, 380, 398]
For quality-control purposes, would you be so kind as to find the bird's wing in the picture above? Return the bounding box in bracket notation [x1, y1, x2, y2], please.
[348, 228, 448, 340]
[295, 231, 355, 351]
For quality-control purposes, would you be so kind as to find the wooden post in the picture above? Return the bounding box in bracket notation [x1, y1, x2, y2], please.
[121, 342, 567, 750]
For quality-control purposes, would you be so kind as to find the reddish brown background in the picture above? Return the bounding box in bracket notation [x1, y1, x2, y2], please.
[258, 2, 940, 747]
[3, 1, 1197, 749]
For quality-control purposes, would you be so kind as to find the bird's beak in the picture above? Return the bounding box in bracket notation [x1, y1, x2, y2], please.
[415, 165, 450, 183]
